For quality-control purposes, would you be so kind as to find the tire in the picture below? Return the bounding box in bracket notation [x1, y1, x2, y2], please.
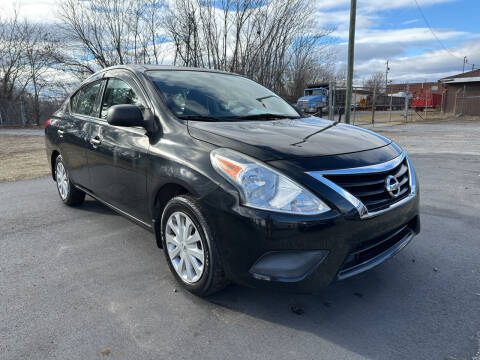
[160, 195, 228, 296]
[54, 155, 85, 206]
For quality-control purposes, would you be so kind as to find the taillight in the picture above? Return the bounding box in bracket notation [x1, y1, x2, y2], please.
[44, 119, 52, 128]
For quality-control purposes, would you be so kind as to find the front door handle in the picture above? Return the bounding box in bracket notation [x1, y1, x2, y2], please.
[90, 136, 102, 146]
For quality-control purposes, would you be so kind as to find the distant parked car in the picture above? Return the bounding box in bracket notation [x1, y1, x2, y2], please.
[45, 65, 420, 296]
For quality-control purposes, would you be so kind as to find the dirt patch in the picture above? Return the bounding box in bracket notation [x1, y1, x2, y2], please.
[0, 134, 50, 182]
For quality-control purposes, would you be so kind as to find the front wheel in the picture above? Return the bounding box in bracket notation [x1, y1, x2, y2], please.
[55, 155, 85, 206]
[160, 195, 228, 296]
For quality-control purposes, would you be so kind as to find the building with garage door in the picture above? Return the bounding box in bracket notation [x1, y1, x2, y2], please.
[440, 69, 480, 116]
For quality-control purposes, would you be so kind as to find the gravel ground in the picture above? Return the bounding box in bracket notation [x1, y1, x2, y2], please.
[1, 120, 479, 360]
[0, 134, 50, 182]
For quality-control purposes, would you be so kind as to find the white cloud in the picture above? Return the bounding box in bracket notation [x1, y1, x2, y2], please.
[354, 40, 480, 82]
[3, 0, 59, 24]
[403, 19, 419, 25]
[354, 28, 468, 44]
[2, 0, 477, 82]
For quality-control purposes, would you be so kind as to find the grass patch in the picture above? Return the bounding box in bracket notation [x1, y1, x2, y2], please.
[0, 135, 50, 182]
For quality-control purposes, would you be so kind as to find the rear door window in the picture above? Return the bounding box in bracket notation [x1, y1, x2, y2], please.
[100, 78, 144, 119]
[71, 80, 102, 117]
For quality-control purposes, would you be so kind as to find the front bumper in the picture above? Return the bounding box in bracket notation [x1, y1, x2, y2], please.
[201, 185, 420, 293]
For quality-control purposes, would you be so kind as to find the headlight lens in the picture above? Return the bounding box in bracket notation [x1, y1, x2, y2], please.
[210, 148, 330, 215]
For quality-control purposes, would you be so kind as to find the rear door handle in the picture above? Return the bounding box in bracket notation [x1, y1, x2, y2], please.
[57, 130, 65, 138]
[90, 136, 102, 146]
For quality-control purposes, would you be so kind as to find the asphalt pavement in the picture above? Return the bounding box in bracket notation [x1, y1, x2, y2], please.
[1, 120, 479, 360]
[0, 128, 43, 136]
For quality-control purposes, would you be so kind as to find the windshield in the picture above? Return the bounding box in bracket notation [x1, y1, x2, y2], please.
[147, 70, 299, 121]
[304, 89, 325, 96]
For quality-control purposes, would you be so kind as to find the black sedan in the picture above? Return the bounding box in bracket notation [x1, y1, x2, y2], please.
[45, 65, 420, 296]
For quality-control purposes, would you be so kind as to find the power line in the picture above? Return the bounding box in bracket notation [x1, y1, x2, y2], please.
[412, 0, 462, 60]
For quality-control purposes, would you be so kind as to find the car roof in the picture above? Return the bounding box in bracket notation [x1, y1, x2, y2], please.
[85, 64, 238, 81]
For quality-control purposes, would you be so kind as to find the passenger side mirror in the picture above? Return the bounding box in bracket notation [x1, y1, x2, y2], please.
[106, 104, 144, 128]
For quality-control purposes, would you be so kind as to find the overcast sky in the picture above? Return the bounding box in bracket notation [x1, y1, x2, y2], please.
[3, 0, 479, 84]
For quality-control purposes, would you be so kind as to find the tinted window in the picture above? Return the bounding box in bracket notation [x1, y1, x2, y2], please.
[147, 71, 299, 120]
[71, 80, 102, 116]
[101, 78, 143, 118]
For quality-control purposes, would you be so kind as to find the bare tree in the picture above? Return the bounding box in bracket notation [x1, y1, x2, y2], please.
[57, 0, 168, 73]
[0, 10, 69, 125]
[0, 10, 31, 123]
[363, 72, 385, 93]
[165, 0, 334, 96]
[24, 24, 59, 125]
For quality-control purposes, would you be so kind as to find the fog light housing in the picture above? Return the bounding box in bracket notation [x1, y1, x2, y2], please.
[249, 250, 329, 282]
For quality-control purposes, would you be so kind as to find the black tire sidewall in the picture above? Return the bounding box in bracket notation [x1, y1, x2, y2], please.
[160, 196, 215, 295]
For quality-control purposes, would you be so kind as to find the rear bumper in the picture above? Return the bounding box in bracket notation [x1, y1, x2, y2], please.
[201, 185, 420, 293]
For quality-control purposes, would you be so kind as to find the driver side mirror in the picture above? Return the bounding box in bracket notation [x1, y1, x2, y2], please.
[106, 104, 144, 128]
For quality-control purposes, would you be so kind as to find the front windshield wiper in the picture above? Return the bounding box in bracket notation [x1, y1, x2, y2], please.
[229, 113, 300, 120]
[177, 115, 224, 121]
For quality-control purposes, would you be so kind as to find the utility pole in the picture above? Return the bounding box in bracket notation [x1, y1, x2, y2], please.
[344, 0, 357, 124]
[463, 56, 467, 73]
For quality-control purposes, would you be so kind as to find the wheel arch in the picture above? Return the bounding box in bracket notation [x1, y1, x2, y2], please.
[152, 182, 191, 248]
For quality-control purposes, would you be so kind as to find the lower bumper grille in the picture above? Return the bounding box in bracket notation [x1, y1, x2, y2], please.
[337, 223, 415, 280]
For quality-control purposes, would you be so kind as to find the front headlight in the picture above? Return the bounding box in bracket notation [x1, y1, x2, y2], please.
[210, 148, 330, 215]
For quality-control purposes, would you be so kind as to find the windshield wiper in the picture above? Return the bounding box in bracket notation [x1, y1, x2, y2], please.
[177, 115, 224, 121]
[229, 113, 300, 120]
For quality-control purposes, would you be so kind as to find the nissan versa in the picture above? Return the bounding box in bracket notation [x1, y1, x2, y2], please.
[45, 65, 420, 296]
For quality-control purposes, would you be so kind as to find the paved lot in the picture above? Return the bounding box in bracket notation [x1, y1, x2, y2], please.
[1, 120, 479, 360]
[0, 128, 43, 136]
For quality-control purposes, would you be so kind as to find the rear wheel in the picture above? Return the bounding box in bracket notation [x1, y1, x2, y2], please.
[160, 195, 228, 296]
[55, 155, 85, 206]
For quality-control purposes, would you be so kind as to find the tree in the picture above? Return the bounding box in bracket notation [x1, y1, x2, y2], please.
[57, 0, 168, 74]
[164, 0, 334, 99]
[0, 10, 31, 123]
[363, 72, 385, 93]
[24, 24, 59, 125]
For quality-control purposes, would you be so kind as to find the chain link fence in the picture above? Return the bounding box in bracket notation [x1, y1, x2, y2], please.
[0, 97, 62, 127]
[453, 94, 480, 116]
[314, 88, 446, 126]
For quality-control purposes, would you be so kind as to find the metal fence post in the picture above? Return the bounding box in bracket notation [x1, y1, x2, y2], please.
[389, 94, 393, 122]
[353, 90, 357, 125]
[328, 81, 333, 121]
[371, 86, 376, 126]
[20, 97, 27, 126]
[404, 84, 410, 123]
[332, 85, 336, 121]
[424, 90, 427, 121]
[441, 91, 445, 113]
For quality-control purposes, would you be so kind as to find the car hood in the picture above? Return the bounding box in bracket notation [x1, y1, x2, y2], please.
[187, 117, 392, 161]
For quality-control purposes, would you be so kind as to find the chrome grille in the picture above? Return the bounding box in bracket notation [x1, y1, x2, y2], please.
[323, 158, 411, 213]
[297, 100, 309, 109]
